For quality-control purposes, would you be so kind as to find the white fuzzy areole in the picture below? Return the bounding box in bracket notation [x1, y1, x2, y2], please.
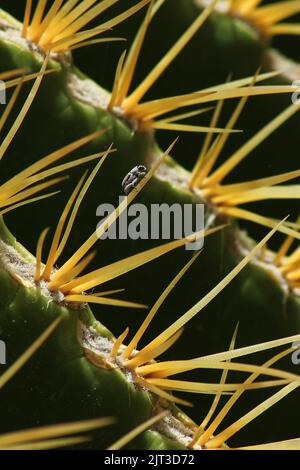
[194, 0, 229, 14]
[67, 73, 111, 109]
[0, 240, 65, 304]
[79, 322, 200, 449]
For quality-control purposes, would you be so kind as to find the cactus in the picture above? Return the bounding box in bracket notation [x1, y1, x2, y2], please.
[0, 0, 300, 450]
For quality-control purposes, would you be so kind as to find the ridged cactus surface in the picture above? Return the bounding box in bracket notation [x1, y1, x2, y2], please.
[0, 0, 300, 451]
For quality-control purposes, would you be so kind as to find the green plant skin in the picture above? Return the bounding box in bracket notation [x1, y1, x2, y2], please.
[210, 261, 300, 446]
[0, 217, 191, 450]
[143, 0, 300, 182]
[0, 214, 299, 449]
[136, 0, 266, 95]
[0, 6, 300, 446]
[0, 8, 241, 325]
[1, 3, 299, 184]
[125, 430, 186, 450]
[79, 0, 300, 186]
[0, 3, 298, 366]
